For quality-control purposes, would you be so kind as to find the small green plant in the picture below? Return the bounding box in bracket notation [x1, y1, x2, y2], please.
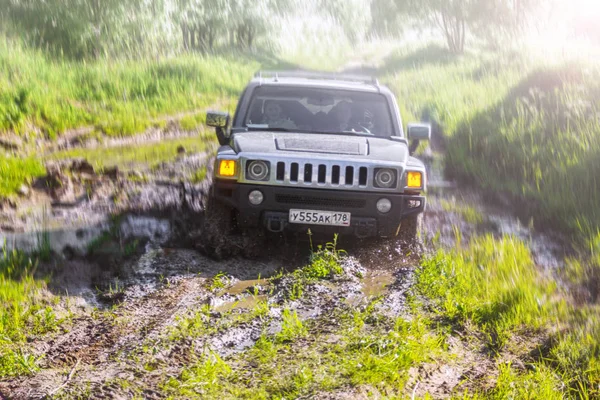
[122, 239, 139, 257]
[34, 209, 52, 262]
[163, 351, 232, 398]
[170, 304, 214, 340]
[209, 272, 229, 291]
[276, 308, 308, 343]
[0, 349, 41, 377]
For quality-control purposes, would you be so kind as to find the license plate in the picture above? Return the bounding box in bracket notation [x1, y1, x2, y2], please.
[289, 209, 351, 227]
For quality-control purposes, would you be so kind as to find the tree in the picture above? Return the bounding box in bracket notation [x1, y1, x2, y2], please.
[390, 0, 543, 54]
[4, 0, 155, 59]
[320, 0, 373, 43]
[370, 0, 404, 38]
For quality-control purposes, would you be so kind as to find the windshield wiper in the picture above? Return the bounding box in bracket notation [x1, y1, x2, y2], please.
[311, 130, 374, 136]
[246, 125, 292, 132]
[341, 130, 374, 136]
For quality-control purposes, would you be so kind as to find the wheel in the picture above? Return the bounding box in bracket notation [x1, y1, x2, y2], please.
[397, 214, 424, 252]
[241, 228, 266, 259]
[199, 192, 234, 260]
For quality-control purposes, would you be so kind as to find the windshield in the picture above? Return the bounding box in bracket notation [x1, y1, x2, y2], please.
[243, 86, 395, 137]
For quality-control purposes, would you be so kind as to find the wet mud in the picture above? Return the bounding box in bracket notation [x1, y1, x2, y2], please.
[0, 148, 573, 399]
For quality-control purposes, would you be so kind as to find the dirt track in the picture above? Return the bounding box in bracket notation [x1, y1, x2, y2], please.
[0, 148, 571, 399]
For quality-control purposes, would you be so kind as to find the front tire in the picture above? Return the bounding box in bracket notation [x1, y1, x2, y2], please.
[199, 193, 234, 260]
[397, 214, 423, 252]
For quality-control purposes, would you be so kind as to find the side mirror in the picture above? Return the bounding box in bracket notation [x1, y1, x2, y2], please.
[206, 110, 230, 145]
[407, 123, 431, 141]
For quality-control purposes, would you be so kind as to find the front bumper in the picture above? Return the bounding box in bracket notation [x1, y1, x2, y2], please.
[213, 180, 426, 238]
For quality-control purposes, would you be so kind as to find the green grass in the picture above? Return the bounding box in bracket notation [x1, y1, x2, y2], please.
[448, 65, 600, 239]
[161, 238, 443, 399]
[383, 45, 600, 241]
[0, 155, 45, 199]
[439, 199, 484, 225]
[163, 310, 442, 399]
[417, 234, 565, 350]
[49, 133, 215, 171]
[0, 247, 61, 377]
[0, 39, 256, 139]
[418, 234, 599, 398]
[382, 46, 529, 133]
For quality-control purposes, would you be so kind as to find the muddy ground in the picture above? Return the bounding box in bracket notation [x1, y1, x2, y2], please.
[0, 134, 572, 399]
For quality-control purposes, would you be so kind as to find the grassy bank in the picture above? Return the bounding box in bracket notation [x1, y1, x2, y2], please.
[417, 234, 599, 398]
[383, 45, 600, 241]
[0, 39, 257, 139]
[49, 132, 215, 172]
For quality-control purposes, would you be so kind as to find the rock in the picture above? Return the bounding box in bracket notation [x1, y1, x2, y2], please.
[177, 145, 186, 155]
[45, 164, 76, 203]
[70, 159, 95, 175]
[0, 137, 22, 151]
[103, 166, 121, 180]
[1, 224, 16, 232]
[18, 184, 30, 197]
[45, 161, 62, 177]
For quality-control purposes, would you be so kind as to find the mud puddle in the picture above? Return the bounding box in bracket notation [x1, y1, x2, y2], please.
[360, 270, 395, 297]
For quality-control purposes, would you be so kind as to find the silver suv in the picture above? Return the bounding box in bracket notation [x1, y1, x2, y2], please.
[202, 71, 429, 257]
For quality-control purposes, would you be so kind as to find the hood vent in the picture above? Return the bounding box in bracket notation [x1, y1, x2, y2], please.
[276, 138, 365, 155]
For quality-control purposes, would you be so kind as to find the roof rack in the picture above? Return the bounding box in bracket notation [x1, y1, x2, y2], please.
[254, 70, 379, 86]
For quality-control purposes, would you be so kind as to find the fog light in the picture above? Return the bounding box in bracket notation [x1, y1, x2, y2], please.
[248, 190, 264, 205]
[377, 198, 392, 213]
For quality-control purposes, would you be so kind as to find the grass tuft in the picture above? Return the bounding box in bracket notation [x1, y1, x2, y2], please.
[417, 235, 565, 350]
[0, 155, 45, 199]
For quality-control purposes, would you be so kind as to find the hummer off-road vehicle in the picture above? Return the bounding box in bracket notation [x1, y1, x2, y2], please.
[202, 71, 430, 258]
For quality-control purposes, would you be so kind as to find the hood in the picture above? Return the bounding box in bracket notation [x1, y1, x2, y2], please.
[232, 131, 409, 164]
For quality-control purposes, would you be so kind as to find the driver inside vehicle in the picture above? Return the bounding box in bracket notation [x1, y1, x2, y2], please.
[261, 101, 297, 129]
[328, 100, 369, 133]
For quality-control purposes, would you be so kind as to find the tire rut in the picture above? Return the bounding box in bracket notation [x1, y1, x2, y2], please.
[4, 277, 209, 399]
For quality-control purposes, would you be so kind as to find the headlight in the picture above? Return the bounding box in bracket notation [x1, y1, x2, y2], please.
[218, 159, 237, 177]
[246, 160, 270, 181]
[374, 168, 397, 188]
[406, 171, 422, 189]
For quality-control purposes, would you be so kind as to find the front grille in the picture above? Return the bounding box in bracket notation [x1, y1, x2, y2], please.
[275, 162, 368, 188]
[275, 194, 366, 209]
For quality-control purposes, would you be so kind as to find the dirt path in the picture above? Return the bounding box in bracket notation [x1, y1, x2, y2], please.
[0, 150, 571, 399]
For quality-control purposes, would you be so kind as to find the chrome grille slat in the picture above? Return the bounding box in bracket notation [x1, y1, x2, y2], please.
[325, 164, 332, 185]
[311, 163, 319, 185]
[297, 163, 304, 184]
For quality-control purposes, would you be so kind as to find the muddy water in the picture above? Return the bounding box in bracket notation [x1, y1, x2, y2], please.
[28, 151, 567, 312]
[361, 270, 395, 297]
